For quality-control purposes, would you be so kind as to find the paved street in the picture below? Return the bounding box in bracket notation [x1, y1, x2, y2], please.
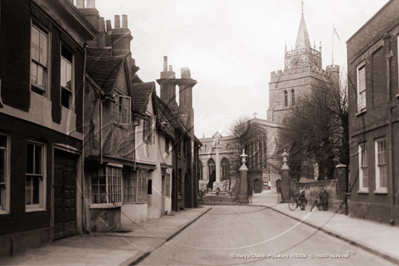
[138, 205, 394, 265]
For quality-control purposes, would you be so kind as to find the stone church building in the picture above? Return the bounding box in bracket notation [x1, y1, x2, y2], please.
[198, 6, 340, 193]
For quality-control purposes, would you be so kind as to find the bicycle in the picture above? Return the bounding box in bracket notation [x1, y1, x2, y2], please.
[288, 196, 307, 211]
[310, 197, 325, 212]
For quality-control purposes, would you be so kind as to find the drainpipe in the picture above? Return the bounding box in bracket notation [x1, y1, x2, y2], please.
[383, 33, 395, 225]
[99, 98, 103, 165]
[82, 42, 88, 232]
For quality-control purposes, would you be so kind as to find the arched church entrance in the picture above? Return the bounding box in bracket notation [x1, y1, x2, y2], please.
[207, 159, 215, 192]
[254, 179, 262, 194]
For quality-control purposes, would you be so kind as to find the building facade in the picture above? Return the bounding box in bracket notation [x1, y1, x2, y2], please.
[198, 118, 284, 194]
[0, 0, 96, 256]
[347, 0, 399, 225]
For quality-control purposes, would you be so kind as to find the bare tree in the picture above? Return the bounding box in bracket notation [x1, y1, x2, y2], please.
[281, 73, 349, 180]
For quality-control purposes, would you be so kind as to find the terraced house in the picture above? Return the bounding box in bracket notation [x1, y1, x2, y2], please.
[0, 0, 97, 256]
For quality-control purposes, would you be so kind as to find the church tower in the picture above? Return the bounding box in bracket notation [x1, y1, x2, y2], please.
[267, 3, 339, 124]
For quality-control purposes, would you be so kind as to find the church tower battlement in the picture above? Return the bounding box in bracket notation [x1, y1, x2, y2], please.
[267, 2, 339, 124]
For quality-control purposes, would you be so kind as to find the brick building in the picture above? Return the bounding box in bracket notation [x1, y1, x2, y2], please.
[347, 0, 399, 225]
[0, 0, 96, 256]
[157, 56, 201, 212]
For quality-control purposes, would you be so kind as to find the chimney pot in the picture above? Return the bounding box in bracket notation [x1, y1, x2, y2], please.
[76, 0, 84, 8]
[106, 20, 112, 32]
[163, 56, 168, 72]
[169, 65, 173, 71]
[181, 67, 191, 79]
[122, 15, 128, 28]
[114, 15, 120, 28]
[99, 17, 105, 31]
[86, 0, 95, 8]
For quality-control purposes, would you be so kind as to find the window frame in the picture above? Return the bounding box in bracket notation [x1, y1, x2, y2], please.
[374, 138, 388, 193]
[143, 116, 154, 144]
[221, 158, 229, 182]
[91, 165, 122, 206]
[358, 143, 368, 193]
[0, 132, 10, 214]
[60, 44, 74, 110]
[291, 89, 295, 106]
[30, 23, 50, 97]
[123, 169, 148, 203]
[25, 140, 46, 212]
[284, 90, 288, 107]
[357, 62, 366, 112]
[118, 95, 131, 125]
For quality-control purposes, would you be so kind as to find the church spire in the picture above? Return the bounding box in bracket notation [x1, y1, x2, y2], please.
[295, 1, 311, 49]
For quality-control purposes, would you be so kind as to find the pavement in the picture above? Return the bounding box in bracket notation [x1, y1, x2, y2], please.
[0, 207, 212, 266]
[250, 190, 399, 265]
[1, 192, 399, 266]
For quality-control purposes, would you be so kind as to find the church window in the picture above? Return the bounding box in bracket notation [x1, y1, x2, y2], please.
[208, 159, 215, 181]
[221, 158, 229, 182]
[357, 62, 366, 111]
[284, 90, 288, 106]
[292, 89, 295, 105]
[198, 160, 203, 180]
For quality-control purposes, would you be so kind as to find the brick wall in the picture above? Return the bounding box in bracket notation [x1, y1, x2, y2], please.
[0, 0, 31, 111]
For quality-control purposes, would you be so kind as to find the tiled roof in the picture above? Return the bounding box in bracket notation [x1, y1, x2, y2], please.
[131, 82, 155, 115]
[87, 47, 112, 57]
[86, 55, 124, 95]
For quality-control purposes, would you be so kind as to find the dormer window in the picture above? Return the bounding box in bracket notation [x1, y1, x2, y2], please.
[118, 95, 131, 124]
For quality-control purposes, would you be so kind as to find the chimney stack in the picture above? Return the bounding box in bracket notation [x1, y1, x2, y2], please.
[181, 67, 191, 79]
[99, 17, 105, 32]
[163, 56, 167, 71]
[77, 0, 100, 31]
[111, 14, 133, 56]
[106, 20, 112, 32]
[76, 0, 84, 8]
[114, 15, 120, 28]
[122, 15, 128, 28]
[157, 56, 177, 110]
[86, 0, 95, 8]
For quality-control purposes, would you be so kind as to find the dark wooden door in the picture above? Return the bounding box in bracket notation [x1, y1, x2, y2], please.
[54, 150, 77, 240]
[254, 179, 262, 194]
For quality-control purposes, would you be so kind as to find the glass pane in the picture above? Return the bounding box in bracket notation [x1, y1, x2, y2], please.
[31, 62, 37, 83]
[61, 59, 66, 88]
[27, 143, 34, 174]
[40, 32, 47, 66]
[37, 66, 43, 86]
[31, 27, 39, 62]
[34, 145, 42, 175]
[0, 135, 6, 148]
[0, 150, 4, 183]
[33, 177, 39, 204]
[66, 62, 72, 90]
[26, 177, 32, 204]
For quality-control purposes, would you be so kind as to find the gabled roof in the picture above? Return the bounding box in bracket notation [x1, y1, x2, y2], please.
[295, 14, 311, 49]
[131, 82, 156, 115]
[86, 55, 124, 95]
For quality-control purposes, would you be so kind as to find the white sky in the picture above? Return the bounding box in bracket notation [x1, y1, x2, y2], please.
[94, 0, 389, 138]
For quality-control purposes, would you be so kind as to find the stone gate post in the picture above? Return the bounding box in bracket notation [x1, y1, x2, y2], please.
[280, 149, 290, 202]
[239, 150, 249, 204]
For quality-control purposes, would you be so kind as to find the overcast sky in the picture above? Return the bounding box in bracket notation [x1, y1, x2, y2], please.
[94, 0, 389, 138]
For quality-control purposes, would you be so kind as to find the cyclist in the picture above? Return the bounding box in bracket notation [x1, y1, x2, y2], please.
[310, 185, 327, 212]
[296, 186, 306, 202]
